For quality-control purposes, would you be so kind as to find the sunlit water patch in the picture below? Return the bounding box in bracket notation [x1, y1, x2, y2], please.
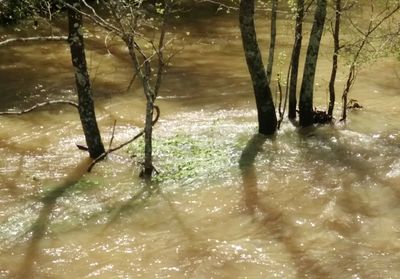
[1, 105, 400, 278]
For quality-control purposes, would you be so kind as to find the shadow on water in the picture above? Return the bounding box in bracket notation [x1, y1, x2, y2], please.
[297, 127, 400, 209]
[100, 180, 160, 234]
[99, 180, 197, 242]
[17, 157, 92, 279]
[239, 133, 331, 278]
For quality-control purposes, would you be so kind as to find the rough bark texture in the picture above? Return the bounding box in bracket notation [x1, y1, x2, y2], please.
[266, 0, 277, 84]
[67, 0, 105, 158]
[239, 0, 277, 135]
[299, 0, 327, 127]
[328, 0, 341, 117]
[288, 0, 304, 120]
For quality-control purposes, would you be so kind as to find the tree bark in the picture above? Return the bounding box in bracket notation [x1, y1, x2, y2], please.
[239, 0, 277, 135]
[288, 0, 304, 120]
[328, 0, 341, 117]
[266, 0, 277, 84]
[67, 0, 105, 158]
[299, 0, 327, 127]
[125, 35, 156, 179]
[143, 100, 154, 178]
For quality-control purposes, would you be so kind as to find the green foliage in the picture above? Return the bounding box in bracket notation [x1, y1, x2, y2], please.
[0, 0, 61, 25]
[129, 133, 233, 184]
[0, 0, 37, 24]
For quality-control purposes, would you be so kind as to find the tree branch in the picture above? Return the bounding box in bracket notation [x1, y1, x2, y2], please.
[87, 105, 161, 172]
[0, 100, 78, 115]
[0, 36, 68, 47]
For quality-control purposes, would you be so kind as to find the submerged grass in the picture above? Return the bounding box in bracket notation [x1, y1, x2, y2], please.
[128, 132, 243, 185]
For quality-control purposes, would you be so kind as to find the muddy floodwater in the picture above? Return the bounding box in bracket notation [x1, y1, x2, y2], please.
[1, 5, 400, 279]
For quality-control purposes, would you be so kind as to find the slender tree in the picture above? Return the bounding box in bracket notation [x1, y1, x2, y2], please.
[328, 0, 341, 118]
[340, 2, 400, 121]
[239, 0, 277, 135]
[64, 0, 170, 178]
[299, 0, 327, 127]
[67, 0, 105, 158]
[288, 0, 304, 119]
[266, 0, 277, 84]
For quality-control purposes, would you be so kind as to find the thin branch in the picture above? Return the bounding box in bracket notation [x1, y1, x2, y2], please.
[87, 105, 161, 172]
[108, 119, 117, 150]
[62, 1, 122, 36]
[125, 71, 139, 92]
[0, 100, 78, 115]
[0, 36, 68, 47]
[154, 1, 169, 98]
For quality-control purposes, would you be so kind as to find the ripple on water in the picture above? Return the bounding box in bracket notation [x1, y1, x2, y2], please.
[1, 105, 400, 278]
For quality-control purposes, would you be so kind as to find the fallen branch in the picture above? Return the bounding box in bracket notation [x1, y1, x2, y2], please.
[87, 105, 161, 172]
[0, 36, 68, 47]
[0, 100, 79, 115]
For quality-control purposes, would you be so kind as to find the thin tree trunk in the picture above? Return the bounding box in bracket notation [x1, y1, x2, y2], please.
[340, 3, 400, 121]
[125, 35, 155, 178]
[299, 0, 327, 127]
[143, 99, 154, 177]
[288, 0, 304, 119]
[239, 0, 277, 135]
[67, 0, 105, 158]
[328, 0, 341, 118]
[266, 0, 277, 84]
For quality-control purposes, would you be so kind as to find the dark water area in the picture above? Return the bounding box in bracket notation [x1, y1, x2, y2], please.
[0, 3, 400, 278]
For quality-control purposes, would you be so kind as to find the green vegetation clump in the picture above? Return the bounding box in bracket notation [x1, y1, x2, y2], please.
[129, 133, 237, 185]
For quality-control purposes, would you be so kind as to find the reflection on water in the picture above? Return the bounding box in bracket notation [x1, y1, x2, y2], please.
[1, 7, 400, 279]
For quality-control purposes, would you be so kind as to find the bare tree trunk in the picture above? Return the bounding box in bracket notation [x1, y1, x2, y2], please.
[288, 0, 304, 120]
[340, 3, 400, 121]
[67, 0, 105, 158]
[125, 34, 156, 179]
[341, 65, 355, 121]
[239, 0, 277, 135]
[299, 0, 327, 127]
[328, 0, 341, 118]
[143, 99, 154, 177]
[266, 0, 277, 84]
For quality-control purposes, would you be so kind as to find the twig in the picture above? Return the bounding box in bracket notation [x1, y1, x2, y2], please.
[109, 120, 117, 150]
[0, 100, 78, 115]
[87, 105, 161, 172]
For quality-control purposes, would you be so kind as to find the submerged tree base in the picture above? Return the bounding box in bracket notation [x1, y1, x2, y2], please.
[313, 109, 332, 124]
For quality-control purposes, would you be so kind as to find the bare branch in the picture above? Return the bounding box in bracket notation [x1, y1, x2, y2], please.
[0, 100, 78, 115]
[0, 36, 68, 47]
[87, 105, 161, 172]
[62, 0, 122, 36]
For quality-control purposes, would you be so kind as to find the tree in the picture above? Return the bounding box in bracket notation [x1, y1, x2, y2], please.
[266, 0, 277, 84]
[327, 0, 341, 118]
[0, 0, 105, 160]
[239, 0, 277, 135]
[288, 0, 304, 120]
[64, 0, 171, 178]
[339, 1, 400, 121]
[67, 0, 105, 159]
[299, 0, 327, 127]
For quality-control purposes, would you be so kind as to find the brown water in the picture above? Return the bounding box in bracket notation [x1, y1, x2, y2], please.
[1, 7, 400, 279]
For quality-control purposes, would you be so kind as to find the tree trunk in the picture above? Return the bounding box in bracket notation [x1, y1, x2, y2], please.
[328, 0, 341, 117]
[266, 0, 277, 84]
[239, 0, 277, 135]
[299, 0, 327, 127]
[288, 0, 304, 120]
[143, 99, 154, 178]
[67, 0, 105, 158]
